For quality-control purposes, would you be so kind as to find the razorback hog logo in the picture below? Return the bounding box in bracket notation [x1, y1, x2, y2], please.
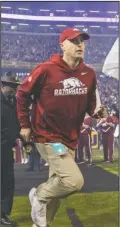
[60, 77, 84, 89]
[54, 77, 87, 96]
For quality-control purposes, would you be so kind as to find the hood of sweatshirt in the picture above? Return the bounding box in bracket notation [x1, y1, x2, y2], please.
[49, 54, 85, 73]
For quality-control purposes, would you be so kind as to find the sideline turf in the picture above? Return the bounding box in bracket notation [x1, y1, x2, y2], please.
[10, 149, 119, 227]
[66, 192, 118, 227]
[92, 150, 118, 175]
[11, 191, 118, 227]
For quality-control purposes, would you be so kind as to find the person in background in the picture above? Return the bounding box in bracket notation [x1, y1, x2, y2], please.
[15, 138, 21, 164]
[1, 72, 20, 226]
[96, 114, 115, 163]
[16, 27, 107, 227]
[25, 143, 41, 172]
[15, 138, 28, 164]
[18, 139, 28, 164]
[77, 116, 92, 165]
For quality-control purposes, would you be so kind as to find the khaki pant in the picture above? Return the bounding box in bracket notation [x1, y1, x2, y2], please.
[35, 143, 84, 226]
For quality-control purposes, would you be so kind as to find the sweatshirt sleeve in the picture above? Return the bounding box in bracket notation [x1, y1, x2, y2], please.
[16, 65, 45, 128]
[86, 71, 101, 118]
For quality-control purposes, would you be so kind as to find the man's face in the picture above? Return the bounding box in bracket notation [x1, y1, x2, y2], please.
[1, 84, 18, 98]
[61, 35, 85, 59]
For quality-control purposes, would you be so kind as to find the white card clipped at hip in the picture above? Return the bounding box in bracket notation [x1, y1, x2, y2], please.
[50, 142, 68, 155]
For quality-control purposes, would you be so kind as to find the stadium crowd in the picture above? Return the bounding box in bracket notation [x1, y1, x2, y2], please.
[97, 74, 119, 111]
[1, 31, 118, 113]
[2, 33, 116, 64]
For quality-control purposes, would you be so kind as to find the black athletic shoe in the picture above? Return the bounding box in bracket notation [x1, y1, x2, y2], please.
[1, 215, 15, 226]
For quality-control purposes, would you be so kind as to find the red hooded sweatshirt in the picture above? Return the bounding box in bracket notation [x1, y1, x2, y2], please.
[16, 54, 100, 149]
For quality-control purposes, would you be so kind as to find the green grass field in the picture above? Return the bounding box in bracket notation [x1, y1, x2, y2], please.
[11, 149, 119, 227]
[92, 149, 119, 175]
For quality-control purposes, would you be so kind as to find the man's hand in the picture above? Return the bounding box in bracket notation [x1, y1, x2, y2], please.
[20, 128, 31, 142]
[92, 105, 108, 119]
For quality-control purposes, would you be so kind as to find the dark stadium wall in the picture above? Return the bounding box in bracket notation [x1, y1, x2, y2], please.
[1, 68, 31, 77]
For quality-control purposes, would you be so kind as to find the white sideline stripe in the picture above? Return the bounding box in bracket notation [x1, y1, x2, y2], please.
[1, 13, 119, 23]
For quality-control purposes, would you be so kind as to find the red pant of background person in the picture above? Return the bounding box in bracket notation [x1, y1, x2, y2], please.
[102, 133, 114, 161]
[15, 139, 21, 163]
[77, 134, 92, 162]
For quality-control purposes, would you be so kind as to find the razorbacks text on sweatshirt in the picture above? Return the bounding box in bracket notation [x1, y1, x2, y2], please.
[16, 54, 100, 149]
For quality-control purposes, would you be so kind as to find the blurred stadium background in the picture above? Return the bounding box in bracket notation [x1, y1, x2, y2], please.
[1, 1, 119, 113]
[1, 2, 119, 227]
